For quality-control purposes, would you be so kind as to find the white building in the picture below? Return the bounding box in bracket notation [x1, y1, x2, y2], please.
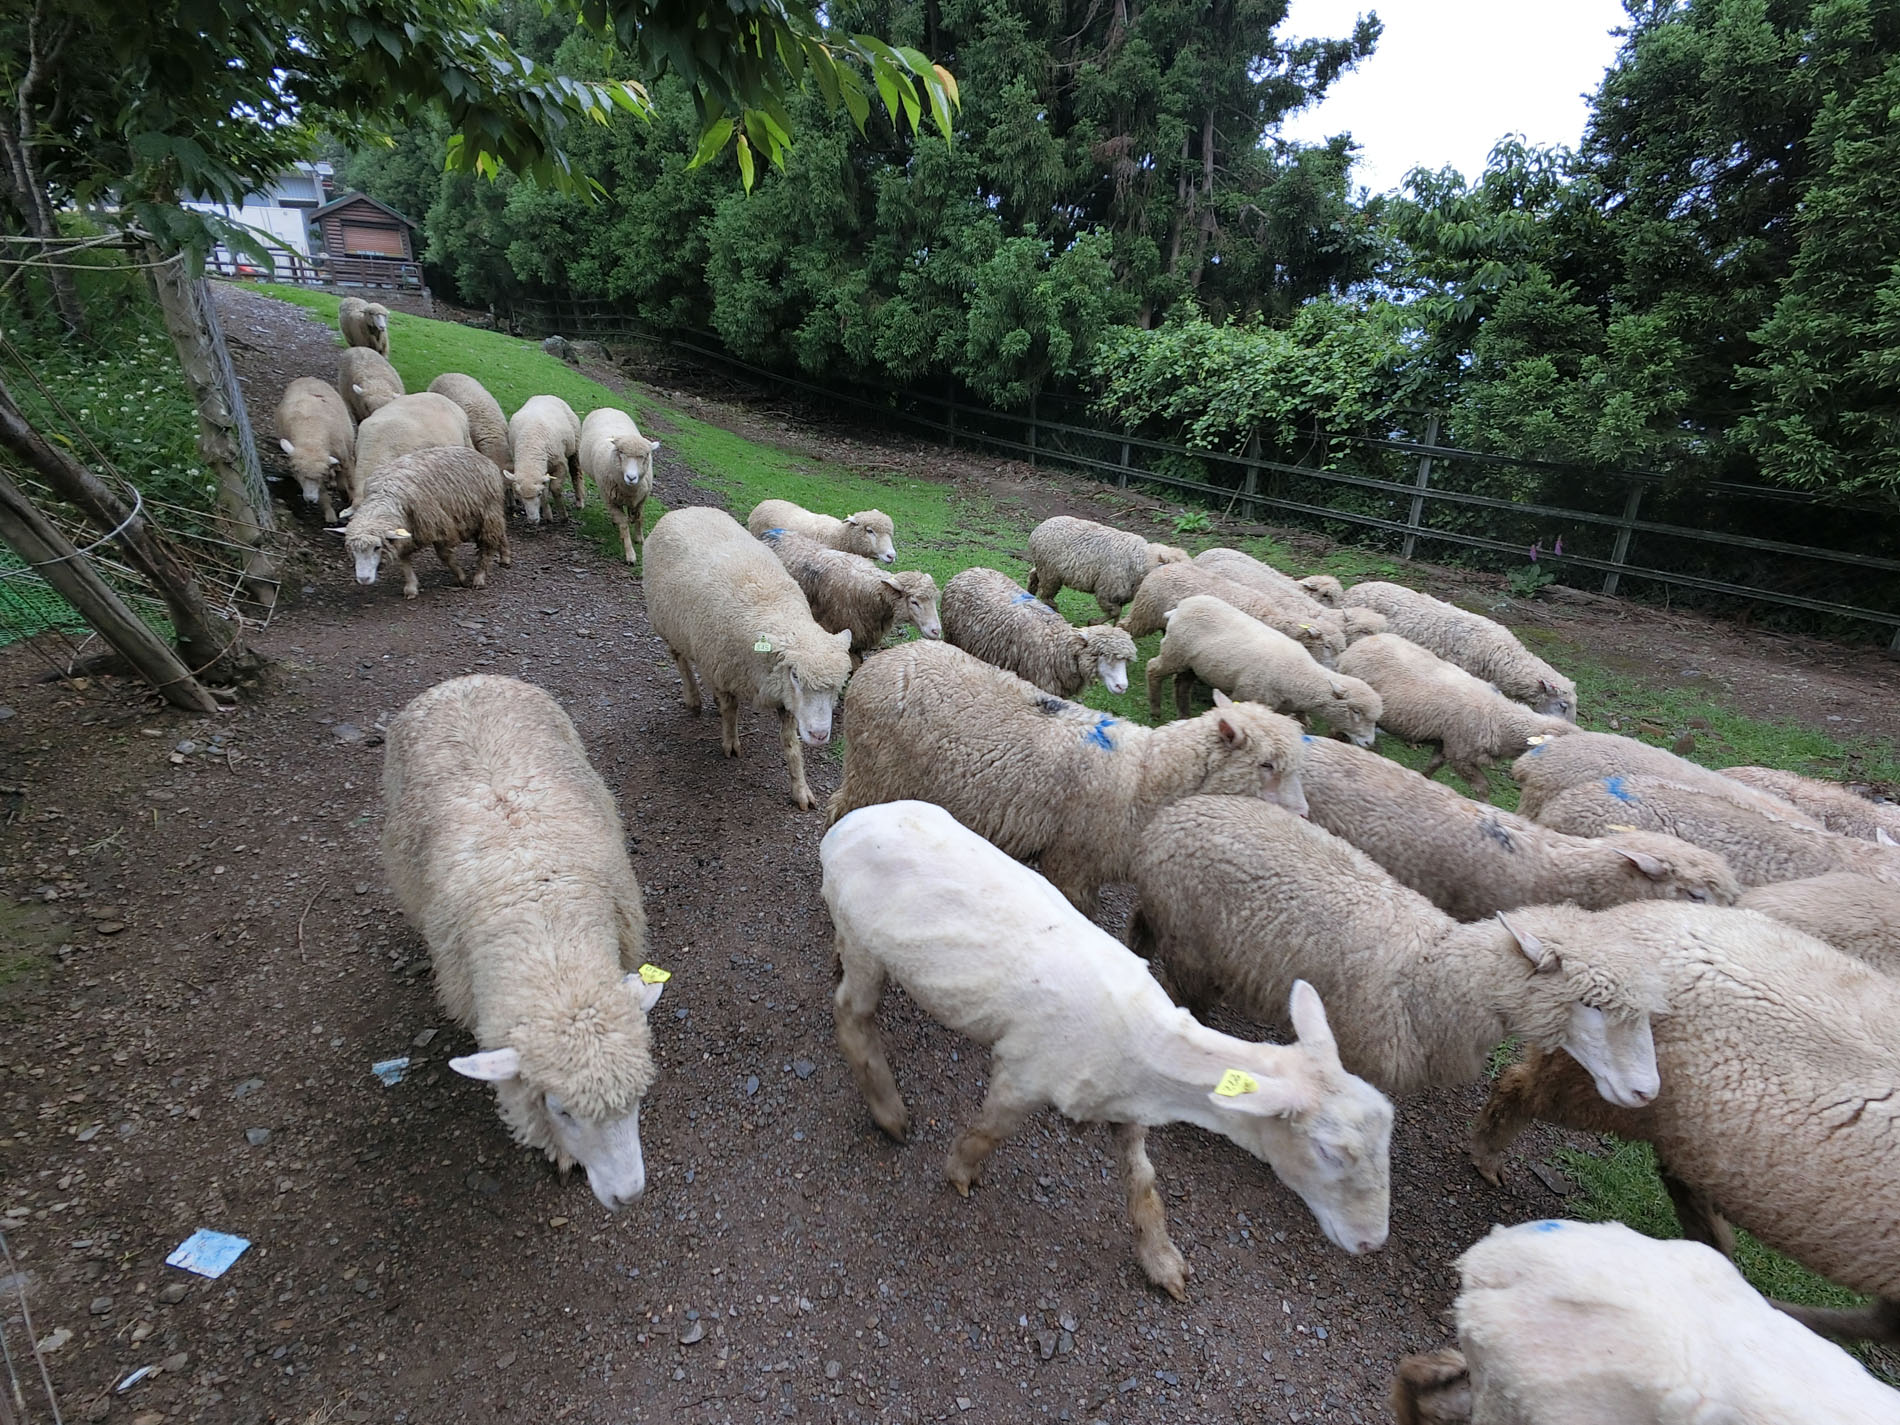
[182, 161, 334, 259]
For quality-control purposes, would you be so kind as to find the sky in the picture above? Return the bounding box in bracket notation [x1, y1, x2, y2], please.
[1277, 0, 1631, 196]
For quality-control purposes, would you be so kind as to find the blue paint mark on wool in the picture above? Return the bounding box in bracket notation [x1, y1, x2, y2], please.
[1301, 733, 1316, 744]
[1531, 1220, 1565, 1233]
[1527, 738, 1551, 756]
[1012, 590, 1038, 604]
[1604, 775, 1636, 803]
[1085, 715, 1117, 750]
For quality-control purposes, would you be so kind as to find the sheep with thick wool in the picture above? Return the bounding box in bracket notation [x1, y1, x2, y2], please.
[1192, 549, 1366, 652]
[337, 296, 390, 356]
[1128, 796, 1665, 1106]
[505, 394, 583, 523]
[349, 391, 472, 508]
[272, 376, 354, 523]
[939, 566, 1135, 698]
[1720, 765, 1900, 842]
[759, 528, 940, 663]
[1298, 736, 1740, 919]
[1736, 873, 1900, 975]
[579, 407, 659, 567]
[644, 506, 853, 810]
[1391, 1219, 1900, 1425]
[824, 799, 1393, 1300]
[339, 446, 509, 599]
[1341, 581, 1577, 719]
[427, 373, 512, 473]
[1470, 900, 1900, 1347]
[1146, 595, 1382, 744]
[1337, 633, 1575, 797]
[827, 640, 1308, 915]
[1298, 574, 1345, 607]
[1121, 562, 1346, 665]
[338, 346, 403, 423]
[746, 498, 896, 564]
[1510, 731, 1826, 823]
[382, 675, 664, 1211]
[1025, 515, 1189, 622]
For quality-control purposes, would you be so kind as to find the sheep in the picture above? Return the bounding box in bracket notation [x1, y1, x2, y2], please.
[271, 376, 354, 523]
[1341, 607, 1388, 643]
[348, 391, 472, 509]
[827, 640, 1309, 915]
[1298, 574, 1345, 607]
[823, 799, 1393, 1299]
[1127, 796, 1665, 1106]
[757, 527, 939, 664]
[1391, 1219, 1900, 1425]
[939, 566, 1135, 698]
[1511, 730, 1827, 823]
[643, 506, 854, 810]
[1145, 595, 1382, 745]
[1120, 563, 1346, 666]
[427, 373, 512, 473]
[1736, 874, 1900, 975]
[1468, 900, 1900, 1346]
[1296, 736, 1740, 919]
[381, 675, 663, 1210]
[579, 407, 659, 567]
[1336, 633, 1575, 798]
[1720, 765, 1900, 842]
[506, 394, 583, 523]
[337, 296, 390, 356]
[1192, 547, 1326, 608]
[337, 446, 509, 599]
[746, 498, 896, 564]
[1341, 581, 1577, 720]
[1531, 775, 1900, 887]
[1024, 515, 1190, 622]
[338, 346, 404, 423]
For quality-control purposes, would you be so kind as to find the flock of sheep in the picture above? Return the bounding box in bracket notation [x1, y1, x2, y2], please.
[276, 304, 1899, 1421]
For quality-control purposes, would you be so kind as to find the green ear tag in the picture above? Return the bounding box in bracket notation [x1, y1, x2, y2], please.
[753, 640, 773, 652]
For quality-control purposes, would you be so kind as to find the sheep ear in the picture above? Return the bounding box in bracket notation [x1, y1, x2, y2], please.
[1498, 912, 1560, 973]
[1211, 688, 1234, 708]
[1287, 980, 1339, 1059]
[278, 437, 295, 455]
[623, 971, 664, 1013]
[648, 439, 660, 453]
[1878, 827, 1897, 848]
[325, 526, 349, 536]
[844, 517, 861, 529]
[1329, 683, 1349, 700]
[1613, 846, 1670, 881]
[1216, 717, 1246, 748]
[351, 383, 364, 395]
[1208, 1075, 1311, 1119]
[327, 454, 340, 466]
[833, 628, 853, 650]
[449, 1047, 521, 1081]
[877, 571, 904, 592]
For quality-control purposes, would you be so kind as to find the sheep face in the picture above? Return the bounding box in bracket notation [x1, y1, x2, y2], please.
[278, 438, 340, 506]
[888, 574, 941, 639]
[616, 436, 658, 487]
[1097, 656, 1129, 695]
[1497, 913, 1660, 1110]
[1326, 681, 1380, 748]
[1534, 678, 1578, 722]
[343, 526, 410, 586]
[1080, 626, 1136, 695]
[1206, 692, 1309, 817]
[506, 468, 552, 523]
[782, 631, 854, 744]
[846, 511, 896, 564]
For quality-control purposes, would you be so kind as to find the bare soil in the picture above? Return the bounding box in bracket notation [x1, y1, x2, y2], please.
[1, 287, 1893, 1425]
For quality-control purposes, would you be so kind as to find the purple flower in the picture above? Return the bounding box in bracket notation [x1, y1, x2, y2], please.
[1528, 542, 1540, 562]
[1553, 536, 1564, 557]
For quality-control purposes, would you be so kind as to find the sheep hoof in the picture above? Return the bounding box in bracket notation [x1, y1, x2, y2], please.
[1467, 1144, 1506, 1187]
[1141, 1246, 1191, 1301]
[471, 572, 486, 588]
[949, 1174, 974, 1199]
[402, 586, 419, 601]
[791, 787, 817, 811]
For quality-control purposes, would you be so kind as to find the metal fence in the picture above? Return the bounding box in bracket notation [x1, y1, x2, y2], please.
[204, 250, 426, 291]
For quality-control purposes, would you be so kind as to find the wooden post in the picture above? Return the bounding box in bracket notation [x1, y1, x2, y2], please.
[0, 467, 218, 712]
[1602, 481, 1645, 596]
[1119, 440, 1131, 490]
[1241, 432, 1261, 520]
[1401, 414, 1440, 560]
[945, 381, 957, 450]
[1026, 397, 1038, 467]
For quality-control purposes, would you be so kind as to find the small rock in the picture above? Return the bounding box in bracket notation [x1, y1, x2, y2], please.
[76, 1124, 101, 1142]
[159, 1353, 188, 1373]
[35, 1326, 72, 1353]
[413, 1027, 437, 1047]
[744, 1076, 759, 1096]
[1037, 1330, 1057, 1360]
[1059, 1314, 1077, 1333]
[95, 922, 126, 936]
[1058, 1330, 1074, 1355]
[130, 1322, 154, 1343]
[133, 1414, 165, 1425]
[825, 1360, 841, 1380]
[465, 1171, 501, 1196]
[174, 741, 197, 756]
[1529, 1159, 1577, 1196]
[85, 1400, 109, 1423]
[495, 1350, 517, 1370]
[88, 1295, 113, 1315]
[157, 1283, 188, 1304]
[232, 1078, 264, 1099]
[245, 1128, 271, 1147]
[792, 1059, 815, 1080]
[679, 1320, 705, 1345]
[548, 1216, 568, 1228]
[956, 1398, 973, 1412]
[0, 706, 14, 720]
[354, 882, 370, 895]
[332, 723, 363, 743]
[1670, 732, 1696, 757]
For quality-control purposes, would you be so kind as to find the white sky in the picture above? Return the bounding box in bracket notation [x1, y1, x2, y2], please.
[1277, 0, 1630, 195]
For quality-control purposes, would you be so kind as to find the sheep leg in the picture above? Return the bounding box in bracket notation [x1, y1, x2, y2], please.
[398, 552, 420, 600]
[491, 514, 512, 569]
[1174, 672, 1196, 721]
[778, 706, 816, 811]
[1391, 1349, 1472, 1425]
[832, 947, 907, 1141]
[1451, 758, 1492, 799]
[1467, 1060, 1546, 1185]
[1660, 1168, 1735, 1257]
[629, 501, 646, 569]
[568, 458, 585, 510]
[1420, 744, 1449, 780]
[1771, 1297, 1900, 1349]
[945, 1062, 1036, 1197]
[1036, 846, 1099, 917]
[716, 690, 742, 757]
[666, 645, 702, 712]
[468, 537, 492, 590]
[1116, 1122, 1190, 1301]
[1096, 597, 1122, 623]
[1037, 572, 1063, 605]
[435, 541, 469, 587]
[1144, 643, 1185, 721]
[613, 508, 636, 565]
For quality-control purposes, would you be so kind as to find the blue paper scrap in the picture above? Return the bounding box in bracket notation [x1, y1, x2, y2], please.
[166, 1228, 250, 1278]
[371, 1056, 411, 1087]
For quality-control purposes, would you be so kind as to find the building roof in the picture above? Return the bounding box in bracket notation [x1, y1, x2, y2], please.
[310, 191, 418, 228]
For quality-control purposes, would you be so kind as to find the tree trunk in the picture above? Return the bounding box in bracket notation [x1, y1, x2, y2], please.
[0, 375, 261, 686]
[0, 3, 84, 331]
[1187, 107, 1217, 291]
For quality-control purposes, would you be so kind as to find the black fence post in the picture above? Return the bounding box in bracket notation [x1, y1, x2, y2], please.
[1603, 481, 1646, 596]
[1401, 414, 1440, 560]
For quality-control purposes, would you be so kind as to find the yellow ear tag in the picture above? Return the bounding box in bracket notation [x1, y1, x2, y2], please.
[1605, 824, 1638, 833]
[1213, 1068, 1258, 1097]
[637, 963, 671, 984]
[1525, 734, 1551, 746]
[390, 527, 412, 540]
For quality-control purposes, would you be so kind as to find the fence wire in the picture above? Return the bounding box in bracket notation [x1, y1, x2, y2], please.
[1, 1226, 64, 1425]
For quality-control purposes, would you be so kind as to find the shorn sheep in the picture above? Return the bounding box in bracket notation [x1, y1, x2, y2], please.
[1341, 581, 1577, 719]
[827, 640, 1308, 914]
[1736, 873, 1900, 974]
[1145, 594, 1382, 745]
[1025, 515, 1189, 622]
[348, 391, 472, 509]
[427, 373, 512, 473]
[1511, 730, 1827, 823]
[746, 498, 896, 564]
[1469, 901, 1900, 1346]
[1720, 764, 1900, 842]
[644, 506, 854, 810]
[272, 376, 354, 523]
[1391, 1220, 1900, 1424]
[939, 566, 1135, 697]
[823, 799, 1393, 1299]
[1337, 633, 1575, 797]
[1297, 736, 1740, 919]
[338, 346, 403, 423]
[579, 407, 660, 567]
[1120, 562, 1346, 665]
[758, 528, 939, 663]
[338, 446, 509, 599]
[382, 675, 665, 1210]
[337, 295, 390, 356]
[506, 394, 583, 523]
[1127, 796, 1665, 1106]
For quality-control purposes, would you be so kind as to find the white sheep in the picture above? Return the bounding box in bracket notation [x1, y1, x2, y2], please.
[348, 391, 472, 509]
[1146, 595, 1382, 745]
[1470, 900, 1900, 1346]
[1297, 735, 1740, 919]
[272, 376, 354, 523]
[823, 799, 1393, 1299]
[1024, 515, 1189, 622]
[1128, 796, 1664, 1105]
[1736, 873, 1900, 975]
[382, 675, 664, 1210]
[1298, 574, 1345, 607]
[579, 407, 659, 567]
[746, 498, 896, 564]
[338, 346, 404, 423]
[1720, 765, 1900, 842]
[758, 528, 940, 664]
[1337, 633, 1575, 798]
[643, 506, 853, 810]
[1341, 607, 1388, 643]
[1121, 562, 1346, 665]
[1511, 731, 1826, 823]
[1392, 1220, 1900, 1424]
[506, 394, 583, 523]
[1193, 547, 1334, 617]
[827, 640, 1309, 914]
[338, 446, 510, 599]
[427, 373, 512, 473]
[939, 566, 1135, 697]
[337, 296, 390, 356]
[1341, 581, 1577, 720]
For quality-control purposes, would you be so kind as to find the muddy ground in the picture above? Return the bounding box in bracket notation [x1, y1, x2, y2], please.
[1, 287, 1894, 1425]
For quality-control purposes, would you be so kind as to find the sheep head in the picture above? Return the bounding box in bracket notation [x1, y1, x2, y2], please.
[1190, 691, 1309, 816]
[882, 570, 940, 639]
[757, 628, 854, 744]
[341, 520, 413, 585]
[277, 437, 341, 506]
[1077, 624, 1136, 695]
[846, 510, 896, 564]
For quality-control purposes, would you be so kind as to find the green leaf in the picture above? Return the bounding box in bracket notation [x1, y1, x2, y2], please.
[689, 116, 735, 168]
[735, 133, 755, 191]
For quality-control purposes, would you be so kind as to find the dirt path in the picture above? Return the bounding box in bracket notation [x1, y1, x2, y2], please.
[0, 288, 1888, 1425]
